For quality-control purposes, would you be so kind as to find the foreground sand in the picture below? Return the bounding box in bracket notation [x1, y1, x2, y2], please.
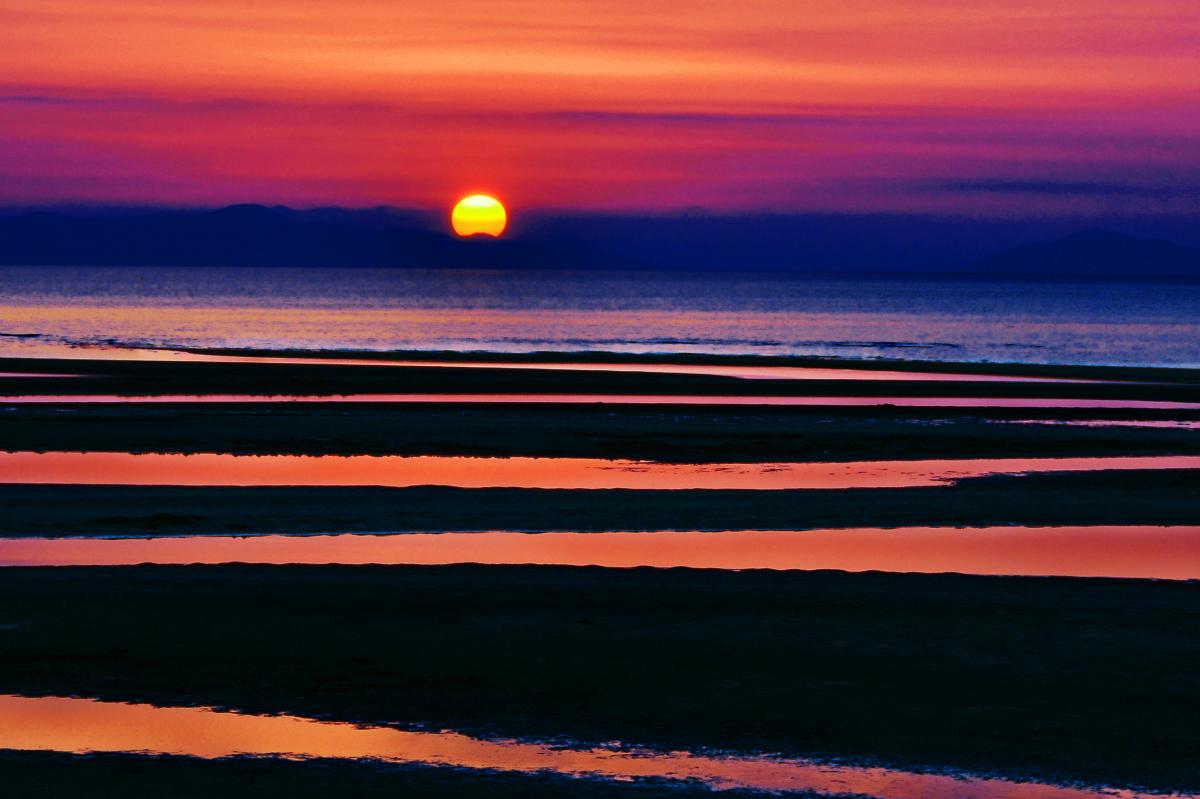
[0, 472, 1196, 536]
[0, 350, 1196, 795]
[1, 565, 1197, 792]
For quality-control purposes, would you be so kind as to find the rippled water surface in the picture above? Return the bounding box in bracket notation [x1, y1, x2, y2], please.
[1, 268, 1198, 366]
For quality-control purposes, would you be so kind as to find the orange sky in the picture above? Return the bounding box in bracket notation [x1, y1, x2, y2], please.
[1, 0, 1197, 211]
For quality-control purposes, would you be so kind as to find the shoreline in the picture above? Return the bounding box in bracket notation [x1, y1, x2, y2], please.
[179, 345, 1200, 380]
[5, 343, 1200, 382]
[2, 354, 1199, 405]
[0, 403, 1196, 460]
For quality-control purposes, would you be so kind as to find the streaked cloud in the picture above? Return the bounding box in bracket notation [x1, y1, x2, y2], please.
[0, 0, 1195, 212]
[931, 181, 1200, 200]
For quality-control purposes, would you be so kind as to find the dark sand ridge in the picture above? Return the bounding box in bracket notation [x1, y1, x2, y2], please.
[1, 354, 1199, 403]
[17, 343, 1200, 381]
[0, 372, 81, 378]
[1, 565, 1196, 791]
[0, 471, 1194, 536]
[0, 403, 1196, 461]
[6, 393, 1200, 409]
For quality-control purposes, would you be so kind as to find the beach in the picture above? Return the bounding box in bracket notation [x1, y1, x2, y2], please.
[0, 346, 1197, 795]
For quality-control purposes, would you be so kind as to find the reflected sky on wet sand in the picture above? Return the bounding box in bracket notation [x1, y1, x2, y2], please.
[0, 342, 1103, 382]
[3, 526, 1197, 579]
[0, 452, 1196, 490]
[0, 694, 1192, 799]
[3, 393, 1199, 409]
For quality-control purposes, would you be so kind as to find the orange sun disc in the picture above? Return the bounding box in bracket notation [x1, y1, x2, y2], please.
[451, 194, 507, 237]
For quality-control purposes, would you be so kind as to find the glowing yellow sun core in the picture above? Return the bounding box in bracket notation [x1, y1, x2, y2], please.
[451, 194, 507, 237]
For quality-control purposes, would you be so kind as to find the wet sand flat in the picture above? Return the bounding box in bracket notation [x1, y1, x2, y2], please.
[1, 693, 1183, 799]
[5, 392, 1200, 409]
[0, 471, 1195, 536]
[3, 342, 1107, 382]
[0, 750, 796, 799]
[0, 349, 1197, 795]
[1, 565, 1196, 792]
[0, 372, 80, 378]
[3, 352, 1199, 406]
[0, 402, 1196, 462]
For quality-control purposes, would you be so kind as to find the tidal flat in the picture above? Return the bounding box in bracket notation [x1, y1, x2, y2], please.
[0, 350, 1197, 796]
[0, 565, 1197, 792]
[2, 351, 1200, 401]
[0, 751, 782, 799]
[0, 471, 1194, 536]
[1, 403, 1199, 461]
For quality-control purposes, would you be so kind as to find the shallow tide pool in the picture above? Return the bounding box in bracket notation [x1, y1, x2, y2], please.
[2, 526, 1197, 579]
[0, 452, 1196, 490]
[0, 694, 1191, 799]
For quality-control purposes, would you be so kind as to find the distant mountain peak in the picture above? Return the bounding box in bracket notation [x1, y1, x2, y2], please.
[207, 203, 282, 217]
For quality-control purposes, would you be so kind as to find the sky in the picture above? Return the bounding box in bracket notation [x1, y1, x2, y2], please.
[1, 0, 1198, 215]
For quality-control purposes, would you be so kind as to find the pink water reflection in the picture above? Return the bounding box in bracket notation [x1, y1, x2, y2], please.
[0, 695, 1191, 798]
[0, 342, 1100, 382]
[2, 394, 1198, 409]
[152, 350, 1100, 383]
[3, 527, 1198, 579]
[0, 452, 1196, 490]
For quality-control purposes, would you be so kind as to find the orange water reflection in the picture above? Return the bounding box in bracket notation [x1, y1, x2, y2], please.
[2, 393, 1198, 409]
[0, 452, 1196, 490]
[0, 695, 1190, 799]
[3, 527, 1197, 579]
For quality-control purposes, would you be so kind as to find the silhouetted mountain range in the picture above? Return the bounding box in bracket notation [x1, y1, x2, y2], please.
[967, 228, 1200, 276]
[0, 205, 580, 270]
[0, 204, 1197, 275]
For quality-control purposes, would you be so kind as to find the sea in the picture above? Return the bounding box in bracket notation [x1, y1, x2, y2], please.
[0, 267, 1197, 367]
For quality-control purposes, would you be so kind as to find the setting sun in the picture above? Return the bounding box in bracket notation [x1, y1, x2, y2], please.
[451, 195, 507, 237]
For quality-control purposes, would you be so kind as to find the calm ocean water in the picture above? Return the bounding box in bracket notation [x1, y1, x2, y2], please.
[1, 267, 1197, 367]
